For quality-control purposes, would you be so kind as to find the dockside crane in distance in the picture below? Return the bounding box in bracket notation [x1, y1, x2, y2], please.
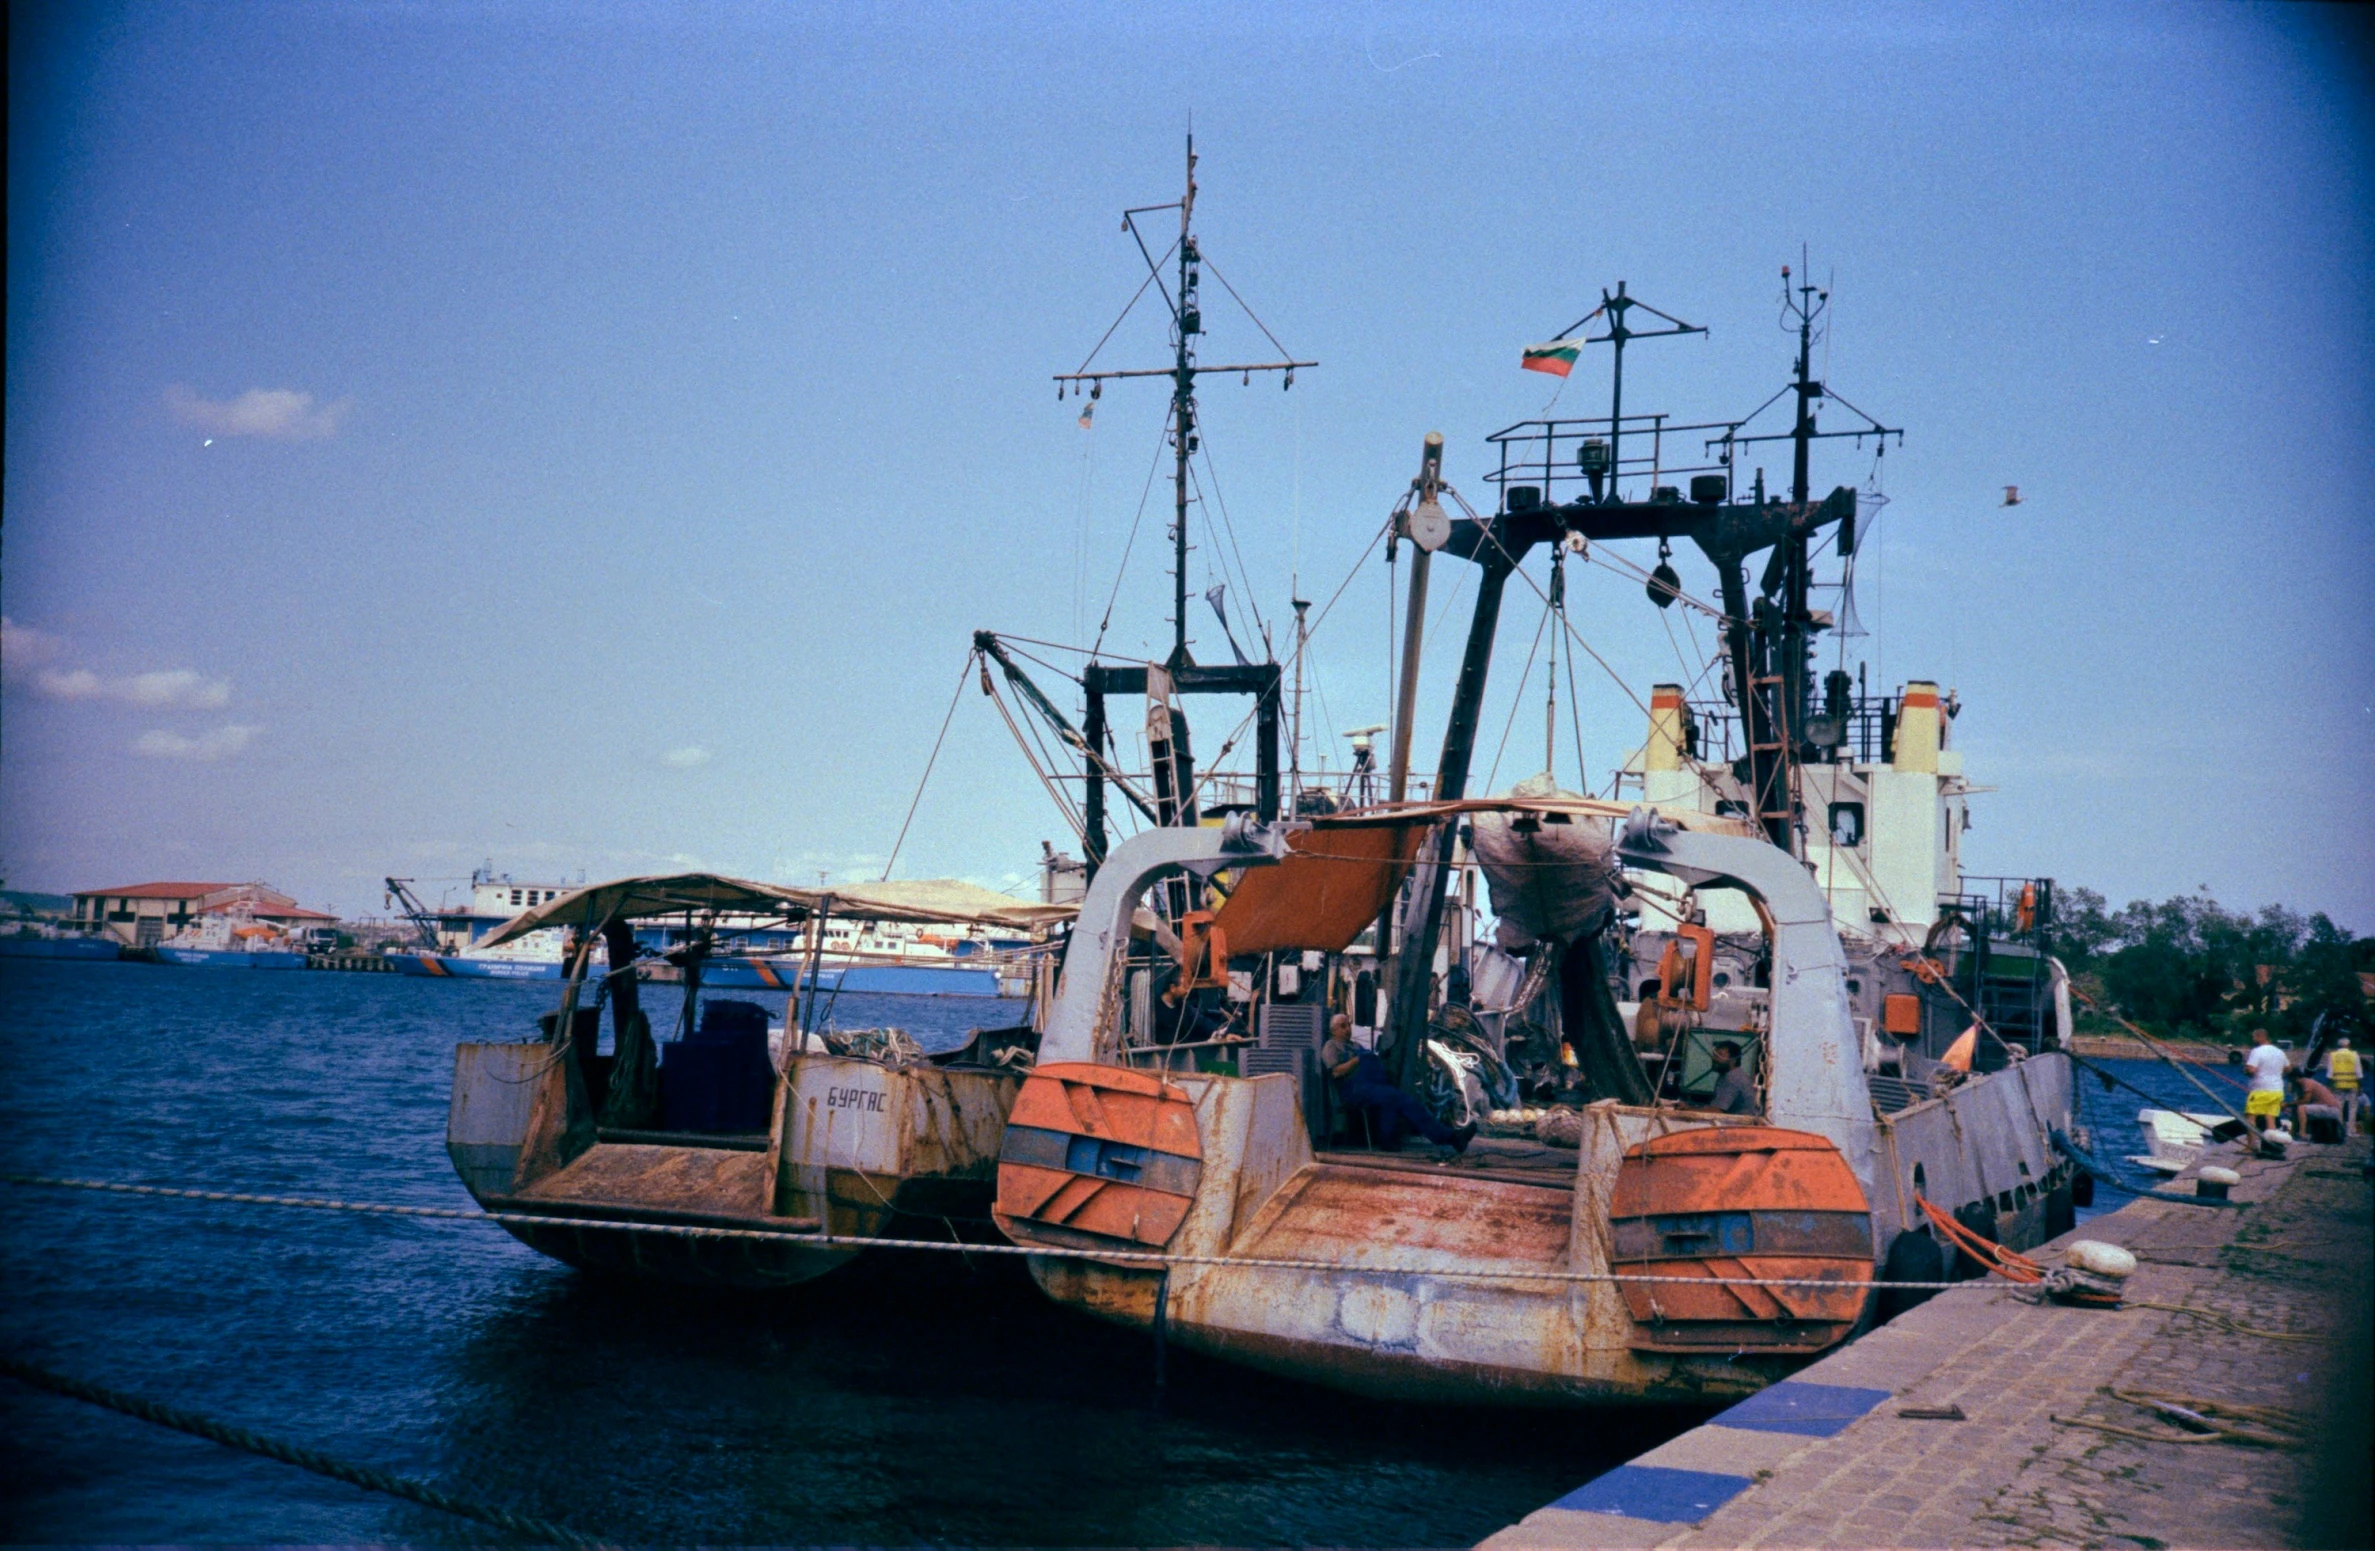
[384, 878, 442, 952]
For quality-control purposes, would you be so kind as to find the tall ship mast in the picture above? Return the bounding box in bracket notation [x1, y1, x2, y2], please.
[982, 136, 1315, 884]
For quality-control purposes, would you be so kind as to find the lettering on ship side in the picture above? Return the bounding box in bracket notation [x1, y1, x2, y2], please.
[825, 1085, 889, 1114]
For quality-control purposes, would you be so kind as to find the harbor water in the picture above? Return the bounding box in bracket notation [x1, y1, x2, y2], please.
[1, 959, 1696, 1544]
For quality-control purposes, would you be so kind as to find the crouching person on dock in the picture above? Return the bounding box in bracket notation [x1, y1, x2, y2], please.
[2289, 1073, 2347, 1145]
[1321, 1014, 1477, 1155]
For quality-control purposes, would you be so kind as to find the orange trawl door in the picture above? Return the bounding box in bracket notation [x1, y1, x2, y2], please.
[995, 1062, 1205, 1248]
[1608, 1126, 1875, 1352]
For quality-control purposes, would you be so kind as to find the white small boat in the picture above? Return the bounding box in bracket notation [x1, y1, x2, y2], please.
[2125, 1107, 2228, 1175]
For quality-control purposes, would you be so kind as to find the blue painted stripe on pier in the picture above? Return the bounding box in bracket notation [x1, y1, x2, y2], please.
[1549, 1465, 1752, 1524]
[1709, 1379, 1892, 1437]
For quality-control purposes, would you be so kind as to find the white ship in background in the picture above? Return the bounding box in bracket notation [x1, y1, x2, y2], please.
[386, 865, 1037, 994]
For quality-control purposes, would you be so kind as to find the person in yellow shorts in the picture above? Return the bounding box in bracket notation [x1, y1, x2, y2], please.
[2243, 1028, 2288, 1131]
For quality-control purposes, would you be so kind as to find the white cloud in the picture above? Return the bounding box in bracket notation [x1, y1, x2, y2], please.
[5, 620, 235, 709]
[36, 666, 231, 709]
[1, 617, 68, 685]
[134, 724, 258, 761]
[166, 385, 350, 440]
[661, 746, 712, 769]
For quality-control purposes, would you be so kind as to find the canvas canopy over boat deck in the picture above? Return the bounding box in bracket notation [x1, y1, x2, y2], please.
[475, 871, 1076, 948]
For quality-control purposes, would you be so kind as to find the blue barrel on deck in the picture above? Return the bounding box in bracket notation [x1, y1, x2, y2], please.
[659, 999, 776, 1133]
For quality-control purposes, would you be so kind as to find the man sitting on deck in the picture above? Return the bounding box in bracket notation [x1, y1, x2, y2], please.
[1706, 1040, 1761, 1116]
[1320, 1014, 1477, 1154]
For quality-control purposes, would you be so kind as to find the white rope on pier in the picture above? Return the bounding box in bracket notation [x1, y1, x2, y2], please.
[5, 1172, 1981, 1292]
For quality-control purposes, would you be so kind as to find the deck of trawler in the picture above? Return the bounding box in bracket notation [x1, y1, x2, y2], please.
[1312, 1134, 1583, 1188]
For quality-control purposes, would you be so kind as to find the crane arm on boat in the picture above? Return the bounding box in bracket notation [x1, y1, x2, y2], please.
[1039, 816, 1304, 1066]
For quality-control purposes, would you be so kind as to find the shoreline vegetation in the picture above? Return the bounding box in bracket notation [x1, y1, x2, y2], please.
[2053, 887, 2370, 1049]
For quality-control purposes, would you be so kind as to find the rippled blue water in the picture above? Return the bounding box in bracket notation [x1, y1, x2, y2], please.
[0, 960, 1681, 1544]
[2064, 1045, 2257, 1217]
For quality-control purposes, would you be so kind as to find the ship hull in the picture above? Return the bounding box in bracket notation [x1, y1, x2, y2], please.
[449, 1039, 1020, 1289]
[153, 946, 306, 969]
[392, 952, 566, 980]
[1000, 1056, 2076, 1408]
[701, 957, 1003, 996]
[0, 937, 123, 962]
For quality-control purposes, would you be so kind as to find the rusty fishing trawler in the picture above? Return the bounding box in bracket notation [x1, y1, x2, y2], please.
[981, 156, 2081, 1406]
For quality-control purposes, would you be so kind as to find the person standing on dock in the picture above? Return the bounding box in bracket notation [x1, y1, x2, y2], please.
[2243, 1027, 2288, 1133]
[2321, 1037, 2361, 1133]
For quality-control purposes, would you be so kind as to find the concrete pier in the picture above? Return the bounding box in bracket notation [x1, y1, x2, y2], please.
[1482, 1138, 2371, 1550]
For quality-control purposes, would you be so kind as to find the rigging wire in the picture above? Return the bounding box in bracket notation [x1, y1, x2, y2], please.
[878, 655, 975, 880]
[1090, 426, 1174, 659]
[1185, 460, 1260, 656]
[1039, 515, 1390, 834]
[981, 674, 1086, 841]
[990, 632, 1096, 657]
[1193, 440, 1271, 648]
[1013, 674, 1080, 806]
[1655, 588, 1725, 704]
[1384, 520, 1397, 764]
[1564, 618, 1589, 793]
[1003, 640, 1088, 684]
[1425, 563, 1473, 645]
[1480, 526, 1655, 724]
[1301, 517, 1390, 643]
[1072, 238, 1180, 376]
[1178, 698, 1264, 815]
[1482, 601, 1552, 795]
[1073, 393, 1098, 644]
[1577, 542, 1729, 624]
[1199, 255, 1295, 362]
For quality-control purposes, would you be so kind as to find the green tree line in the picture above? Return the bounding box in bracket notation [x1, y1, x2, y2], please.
[2052, 887, 2372, 1045]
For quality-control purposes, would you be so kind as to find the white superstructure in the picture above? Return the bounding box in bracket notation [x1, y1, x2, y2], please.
[1623, 678, 1972, 947]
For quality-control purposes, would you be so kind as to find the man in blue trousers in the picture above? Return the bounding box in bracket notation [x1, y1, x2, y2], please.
[1321, 1014, 1478, 1153]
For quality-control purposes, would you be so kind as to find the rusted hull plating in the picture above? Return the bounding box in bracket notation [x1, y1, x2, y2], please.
[1003, 1058, 2069, 1408]
[449, 1041, 1019, 1289]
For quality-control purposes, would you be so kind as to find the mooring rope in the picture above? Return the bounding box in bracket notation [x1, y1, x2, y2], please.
[0, 1355, 603, 1546]
[4, 1171, 1987, 1292]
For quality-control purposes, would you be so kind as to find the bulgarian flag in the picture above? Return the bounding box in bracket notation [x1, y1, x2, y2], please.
[1522, 339, 1583, 377]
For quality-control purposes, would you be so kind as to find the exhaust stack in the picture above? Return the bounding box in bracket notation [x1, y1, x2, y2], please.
[1894, 681, 1941, 774]
[1645, 684, 1687, 772]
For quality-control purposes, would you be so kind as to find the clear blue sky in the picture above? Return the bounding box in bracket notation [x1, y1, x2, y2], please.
[6, 1, 2370, 928]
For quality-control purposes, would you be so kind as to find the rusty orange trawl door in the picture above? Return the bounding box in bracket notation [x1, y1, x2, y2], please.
[995, 1063, 1204, 1249]
[1609, 1126, 1874, 1353]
